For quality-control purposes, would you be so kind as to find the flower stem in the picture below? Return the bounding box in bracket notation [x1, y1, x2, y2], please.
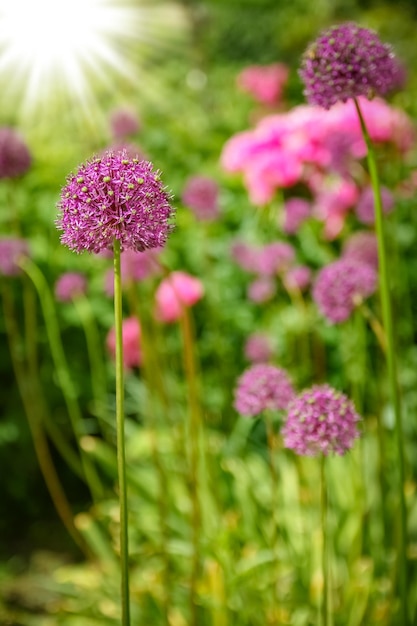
[113, 238, 130, 626]
[179, 305, 201, 626]
[320, 455, 329, 626]
[354, 97, 408, 624]
[20, 258, 103, 501]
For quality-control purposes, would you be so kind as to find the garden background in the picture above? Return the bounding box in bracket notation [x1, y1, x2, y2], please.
[1, 0, 417, 624]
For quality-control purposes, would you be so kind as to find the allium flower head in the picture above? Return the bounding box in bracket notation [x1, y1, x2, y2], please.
[283, 198, 311, 234]
[342, 231, 378, 269]
[256, 242, 295, 276]
[0, 237, 30, 276]
[109, 107, 140, 140]
[313, 258, 377, 323]
[247, 277, 276, 303]
[244, 333, 273, 363]
[284, 265, 312, 292]
[355, 185, 394, 225]
[282, 384, 361, 456]
[234, 363, 295, 417]
[56, 150, 174, 255]
[106, 316, 142, 369]
[55, 272, 87, 302]
[0, 127, 32, 179]
[300, 22, 405, 109]
[181, 175, 220, 221]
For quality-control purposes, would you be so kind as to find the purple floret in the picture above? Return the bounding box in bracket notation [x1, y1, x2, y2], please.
[313, 258, 377, 323]
[299, 22, 405, 109]
[56, 150, 175, 255]
[234, 363, 295, 417]
[282, 384, 361, 456]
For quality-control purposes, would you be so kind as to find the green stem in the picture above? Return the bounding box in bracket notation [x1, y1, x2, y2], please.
[179, 305, 201, 626]
[113, 239, 130, 626]
[73, 294, 112, 440]
[19, 258, 103, 501]
[1, 281, 87, 554]
[320, 455, 329, 626]
[354, 98, 408, 624]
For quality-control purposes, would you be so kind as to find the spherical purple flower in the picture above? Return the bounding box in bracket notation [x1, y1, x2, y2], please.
[0, 128, 32, 179]
[55, 272, 88, 302]
[247, 276, 276, 303]
[282, 384, 361, 456]
[313, 258, 377, 323]
[284, 265, 312, 292]
[299, 22, 405, 110]
[244, 333, 273, 363]
[234, 363, 295, 417]
[181, 175, 220, 221]
[109, 107, 140, 140]
[256, 242, 295, 276]
[230, 240, 259, 272]
[342, 231, 378, 269]
[56, 150, 175, 255]
[282, 198, 311, 234]
[0, 237, 30, 276]
[355, 185, 394, 225]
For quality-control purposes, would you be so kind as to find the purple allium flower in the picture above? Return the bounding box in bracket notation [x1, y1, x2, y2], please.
[256, 242, 295, 276]
[181, 175, 220, 221]
[55, 272, 87, 302]
[247, 276, 276, 303]
[234, 363, 295, 417]
[282, 198, 311, 234]
[56, 150, 175, 255]
[244, 333, 273, 363]
[105, 141, 147, 162]
[0, 128, 32, 179]
[342, 231, 378, 269]
[355, 185, 394, 225]
[109, 107, 140, 140]
[230, 240, 259, 272]
[299, 22, 405, 110]
[282, 384, 361, 456]
[0, 237, 30, 276]
[284, 265, 312, 292]
[313, 258, 377, 323]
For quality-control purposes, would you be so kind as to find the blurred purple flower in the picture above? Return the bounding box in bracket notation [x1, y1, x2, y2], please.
[282, 198, 311, 234]
[55, 272, 87, 302]
[313, 258, 377, 323]
[355, 186, 394, 225]
[247, 277, 276, 303]
[0, 128, 32, 179]
[256, 242, 295, 276]
[282, 384, 361, 456]
[0, 237, 30, 276]
[234, 363, 295, 417]
[230, 240, 259, 272]
[56, 150, 174, 254]
[109, 107, 140, 140]
[284, 265, 312, 292]
[181, 175, 220, 221]
[342, 231, 378, 269]
[104, 249, 161, 296]
[244, 333, 273, 363]
[299, 22, 405, 110]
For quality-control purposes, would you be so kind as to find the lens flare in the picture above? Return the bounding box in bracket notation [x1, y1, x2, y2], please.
[0, 0, 189, 122]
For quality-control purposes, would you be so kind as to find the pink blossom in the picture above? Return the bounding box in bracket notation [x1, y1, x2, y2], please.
[230, 240, 259, 272]
[342, 231, 378, 269]
[236, 63, 289, 105]
[55, 272, 87, 302]
[234, 363, 295, 417]
[284, 266, 312, 292]
[256, 242, 295, 276]
[181, 175, 220, 221]
[109, 107, 140, 140]
[106, 316, 142, 369]
[355, 185, 394, 225]
[244, 333, 273, 363]
[247, 277, 276, 303]
[313, 178, 359, 239]
[282, 198, 311, 234]
[155, 271, 204, 323]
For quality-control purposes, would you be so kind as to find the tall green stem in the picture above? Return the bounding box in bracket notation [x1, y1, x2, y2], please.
[20, 258, 103, 501]
[179, 305, 201, 626]
[354, 98, 408, 624]
[320, 455, 329, 626]
[113, 239, 130, 626]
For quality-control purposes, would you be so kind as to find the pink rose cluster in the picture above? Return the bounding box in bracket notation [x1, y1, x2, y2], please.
[221, 97, 413, 238]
